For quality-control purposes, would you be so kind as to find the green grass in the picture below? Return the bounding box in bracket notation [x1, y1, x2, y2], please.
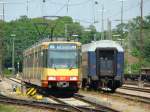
[0, 104, 18, 112]
[0, 104, 52, 112]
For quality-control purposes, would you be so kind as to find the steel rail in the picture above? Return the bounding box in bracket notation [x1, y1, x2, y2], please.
[145, 83, 150, 87]
[49, 95, 114, 112]
[121, 86, 150, 93]
[49, 95, 84, 112]
[7, 77, 119, 111]
[0, 94, 82, 112]
[74, 94, 119, 112]
[124, 81, 150, 88]
[7, 77, 22, 85]
[114, 92, 150, 104]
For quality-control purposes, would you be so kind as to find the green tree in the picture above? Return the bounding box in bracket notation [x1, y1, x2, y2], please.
[2, 16, 86, 71]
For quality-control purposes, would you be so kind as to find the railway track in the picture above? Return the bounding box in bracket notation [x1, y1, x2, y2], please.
[115, 85, 150, 104]
[114, 92, 150, 104]
[0, 93, 119, 112]
[48, 94, 119, 112]
[124, 81, 150, 88]
[49, 95, 99, 112]
[74, 94, 119, 112]
[5, 77, 119, 112]
[45, 93, 120, 112]
[8, 77, 150, 105]
[7, 77, 22, 84]
[0, 94, 73, 112]
[0, 94, 101, 112]
[121, 85, 150, 93]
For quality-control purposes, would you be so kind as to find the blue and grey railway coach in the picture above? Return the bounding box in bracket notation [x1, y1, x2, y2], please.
[82, 40, 124, 91]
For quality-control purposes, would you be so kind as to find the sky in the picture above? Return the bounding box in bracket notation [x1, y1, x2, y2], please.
[0, 0, 150, 31]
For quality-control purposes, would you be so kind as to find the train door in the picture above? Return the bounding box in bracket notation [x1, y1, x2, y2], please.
[95, 48, 117, 90]
[96, 48, 117, 77]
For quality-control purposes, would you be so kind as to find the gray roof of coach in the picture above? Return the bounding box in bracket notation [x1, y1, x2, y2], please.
[82, 40, 124, 52]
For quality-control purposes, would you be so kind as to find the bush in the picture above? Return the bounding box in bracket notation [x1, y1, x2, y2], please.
[130, 63, 140, 73]
[131, 48, 140, 57]
[3, 68, 12, 77]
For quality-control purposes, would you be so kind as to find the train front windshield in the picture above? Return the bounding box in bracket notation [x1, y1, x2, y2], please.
[48, 44, 80, 69]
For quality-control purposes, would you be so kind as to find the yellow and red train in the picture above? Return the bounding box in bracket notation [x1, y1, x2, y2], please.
[22, 40, 81, 93]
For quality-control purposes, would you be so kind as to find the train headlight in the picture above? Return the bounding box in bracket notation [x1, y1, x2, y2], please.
[48, 76, 56, 81]
[70, 76, 77, 81]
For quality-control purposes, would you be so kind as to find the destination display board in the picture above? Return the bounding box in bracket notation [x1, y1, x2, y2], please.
[49, 44, 77, 50]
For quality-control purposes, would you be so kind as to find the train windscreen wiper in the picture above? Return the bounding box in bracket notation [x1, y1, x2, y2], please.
[69, 65, 73, 70]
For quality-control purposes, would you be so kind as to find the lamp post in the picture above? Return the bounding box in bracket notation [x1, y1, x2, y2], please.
[11, 34, 16, 75]
[65, 24, 68, 40]
[17, 62, 19, 74]
[120, 0, 123, 45]
[94, 1, 105, 40]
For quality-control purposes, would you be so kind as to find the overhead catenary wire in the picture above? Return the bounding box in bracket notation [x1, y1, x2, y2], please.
[108, 0, 150, 21]
[52, 0, 94, 23]
[109, 3, 139, 20]
[66, 0, 70, 14]
[0, 1, 25, 21]
[47, 0, 92, 6]
[50, 0, 96, 28]
[54, 4, 67, 16]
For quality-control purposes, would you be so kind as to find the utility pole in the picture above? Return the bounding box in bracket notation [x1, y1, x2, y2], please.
[42, 0, 46, 17]
[17, 62, 19, 74]
[0, 2, 5, 77]
[12, 38, 15, 75]
[65, 24, 68, 40]
[1, 1, 24, 20]
[65, 0, 69, 40]
[140, 0, 143, 52]
[101, 4, 104, 40]
[1, 2, 24, 20]
[120, 0, 124, 45]
[0, 40, 2, 76]
[140, 0, 143, 69]
[0, 2, 5, 20]
[127, 23, 131, 73]
[26, 0, 29, 17]
[2, 3, 5, 20]
[66, 0, 70, 14]
[11, 34, 16, 75]
[107, 18, 112, 40]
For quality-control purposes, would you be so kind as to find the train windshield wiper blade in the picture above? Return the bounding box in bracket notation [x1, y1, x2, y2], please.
[69, 65, 73, 70]
[53, 66, 57, 70]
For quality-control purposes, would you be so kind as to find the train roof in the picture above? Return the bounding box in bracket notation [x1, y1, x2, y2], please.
[82, 40, 124, 52]
[24, 39, 81, 56]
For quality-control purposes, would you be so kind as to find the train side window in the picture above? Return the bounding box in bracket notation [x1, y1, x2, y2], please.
[78, 49, 81, 67]
[27, 56, 28, 67]
[31, 54, 34, 68]
[29, 54, 31, 68]
[37, 51, 40, 67]
[28, 55, 30, 67]
[40, 51, 43, 67]
[43, 49, 47, 67]
[35, 52, 38, 68]
[38, 51, 41, 67]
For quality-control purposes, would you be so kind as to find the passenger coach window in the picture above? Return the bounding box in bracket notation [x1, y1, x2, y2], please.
[39, 51, 43, 67]
[43, 49, 47, 67]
